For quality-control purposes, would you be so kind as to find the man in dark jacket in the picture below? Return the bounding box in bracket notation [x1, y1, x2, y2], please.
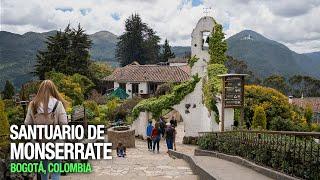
[164, 122, 175, 152]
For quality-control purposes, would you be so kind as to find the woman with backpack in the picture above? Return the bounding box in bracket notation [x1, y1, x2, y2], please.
[24, 80, 68, 180]
[151, 122, 161, 153]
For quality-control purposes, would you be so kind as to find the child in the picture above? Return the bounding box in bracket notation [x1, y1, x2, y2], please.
[116, 142, 126, 157]
[146, 120, 153, 151]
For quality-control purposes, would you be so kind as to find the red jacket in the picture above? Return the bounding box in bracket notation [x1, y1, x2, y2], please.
[151, 128, 161, 139]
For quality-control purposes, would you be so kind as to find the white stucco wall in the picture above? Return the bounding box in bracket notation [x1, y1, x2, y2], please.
[132, 111, 151, 139]
[139, 82, 148, 94]
[114, 82, 119, 89]
[170, 63, 188, 66]
[113, 82, 148, 98]
[126, 83, 132, 98]
[132, 16, 234, 138]
[173, 16, 234, 137]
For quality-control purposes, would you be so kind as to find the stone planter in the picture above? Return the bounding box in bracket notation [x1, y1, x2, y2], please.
[107, 126, 135, 149]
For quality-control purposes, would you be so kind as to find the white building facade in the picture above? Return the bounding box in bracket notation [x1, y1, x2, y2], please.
[132, 16, 235, 139]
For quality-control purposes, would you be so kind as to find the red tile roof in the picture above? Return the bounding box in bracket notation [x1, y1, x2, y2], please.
[104, 64, 190, 83]
[291, 97, 320, 112]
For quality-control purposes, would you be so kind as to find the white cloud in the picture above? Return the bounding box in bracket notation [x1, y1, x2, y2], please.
[1, 0, 320, 53]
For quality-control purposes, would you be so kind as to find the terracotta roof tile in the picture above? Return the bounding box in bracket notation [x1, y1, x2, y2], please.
[104, 64, 190, 83]
[291, 97, 320, 112]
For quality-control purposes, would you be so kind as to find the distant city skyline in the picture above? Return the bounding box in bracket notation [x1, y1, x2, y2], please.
[1, 0, 320, 53]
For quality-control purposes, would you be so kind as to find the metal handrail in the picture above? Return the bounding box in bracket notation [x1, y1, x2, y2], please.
[198, 130, 320, 137]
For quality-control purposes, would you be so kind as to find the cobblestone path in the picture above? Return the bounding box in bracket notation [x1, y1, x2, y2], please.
[62, 122, 198, 180]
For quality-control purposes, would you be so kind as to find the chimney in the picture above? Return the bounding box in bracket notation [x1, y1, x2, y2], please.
[288, 96, 293, 104]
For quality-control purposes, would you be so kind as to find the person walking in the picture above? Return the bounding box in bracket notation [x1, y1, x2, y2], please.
[146, 120, 153, 151]
[169, 116, 178, 150]
[170, 116, 177, 128]
[164, 122, 175, 152]
[159, 116, 166, 137]
[24, 80, 68, 180]
[151, 122, 161, 153]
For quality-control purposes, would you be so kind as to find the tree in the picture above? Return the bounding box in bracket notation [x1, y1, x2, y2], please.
[305, 104, 313, 125]
[289, 75, 320, 97]
[46, 72, 94, 105]
[225, 56, 259, 84]
[89, 62, 113, 80]
[160, 39, 175, 62]
[208, 22, 227, 64]
[244, 85, 305, 130]
[116, 14, 160, 66]
[2, 80, 15, 99]
[0, 100, 10, 135]
[35, 24, 92, 79]
[263, 75, 289, 94]
[252, 106, 267, 129]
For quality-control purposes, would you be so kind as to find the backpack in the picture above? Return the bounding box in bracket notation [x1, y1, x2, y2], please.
[165, 127, 174, 139]
[31, 101, 59, 142]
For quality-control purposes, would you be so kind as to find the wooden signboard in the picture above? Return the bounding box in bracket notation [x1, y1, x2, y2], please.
[224, 76, 244, 108]
[218, 74, 247, 131]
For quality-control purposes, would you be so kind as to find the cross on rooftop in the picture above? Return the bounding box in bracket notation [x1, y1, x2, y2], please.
[203, 7, 212, 16]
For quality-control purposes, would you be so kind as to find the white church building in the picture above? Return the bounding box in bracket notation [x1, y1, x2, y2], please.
[132, 16, 235, 139]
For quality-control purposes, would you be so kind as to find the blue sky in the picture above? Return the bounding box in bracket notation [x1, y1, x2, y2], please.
[1, 0, 320, 53]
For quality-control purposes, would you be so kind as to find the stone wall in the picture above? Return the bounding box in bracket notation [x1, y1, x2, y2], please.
[107, 127, 135, 149]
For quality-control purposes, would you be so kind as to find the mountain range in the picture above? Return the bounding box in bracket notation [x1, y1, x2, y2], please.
[0, 29, 319, 89]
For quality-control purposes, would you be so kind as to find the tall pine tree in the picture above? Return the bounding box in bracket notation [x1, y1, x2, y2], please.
[116, 14, 160, 66]
[34, 24, 92, 79]
[2, 80, 15, 99]
[160, 39, 175, 62]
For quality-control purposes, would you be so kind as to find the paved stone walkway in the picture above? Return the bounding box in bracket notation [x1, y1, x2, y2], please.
[62, 122, 273, 180]
[62, 122, 198, 180]
[174, 124, 273, 180]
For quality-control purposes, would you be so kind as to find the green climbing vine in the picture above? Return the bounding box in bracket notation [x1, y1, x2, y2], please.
[202, 20, 228, 124]
[203, 64, 227, 123]
[187, 55, 199, 68]
[132, 74, 200, 119]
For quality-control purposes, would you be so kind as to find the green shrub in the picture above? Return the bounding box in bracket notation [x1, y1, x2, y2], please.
[0, 100, 10, 135]
[46, 72, 94, 105]
[99, 98, 120, 122]
[198, 133, 216, 150]
[244, 85, 305, 130]
[83, 100, 99, 117]
[304, 104, 313, 125]
[313, 124, 320, 132]
[252, 106, 267, 129]
[198, 131, 320, 179]
[85, 109, 95, 120]
[270, 116, 293, 131]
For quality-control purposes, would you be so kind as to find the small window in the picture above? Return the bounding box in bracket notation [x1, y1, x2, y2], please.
[132, 83, 139, 94]
[202, 31, 210, 50]
[148, 83, 158, 94]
